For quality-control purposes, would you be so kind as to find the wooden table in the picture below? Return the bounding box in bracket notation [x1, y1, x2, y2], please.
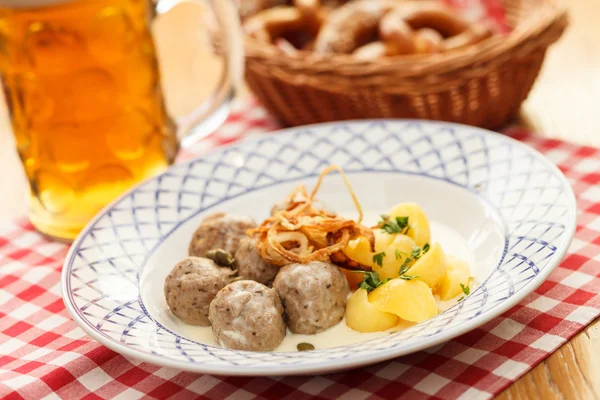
[1, 2, 598, 398]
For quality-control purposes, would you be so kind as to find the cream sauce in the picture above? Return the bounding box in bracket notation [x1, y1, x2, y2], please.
[172, 219, 475, 352]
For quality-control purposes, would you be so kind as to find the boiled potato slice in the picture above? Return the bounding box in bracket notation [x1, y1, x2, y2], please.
[346, 288, 399, 332]
[374, 229, 395, 251]
[343, 236, 374, 267]
[438, 256, 470, 300]
[343, 233, 416, 280]
[386, 203, 431, 247]
[376, 234, 416, 280]
[369, 279, 438, 323]
[408, 243, 448, 291]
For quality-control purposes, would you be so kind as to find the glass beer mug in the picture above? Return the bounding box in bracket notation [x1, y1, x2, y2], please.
[0, 0, 242, 240]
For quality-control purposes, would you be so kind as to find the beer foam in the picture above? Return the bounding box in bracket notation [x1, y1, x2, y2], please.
[0, 0, 74, 8]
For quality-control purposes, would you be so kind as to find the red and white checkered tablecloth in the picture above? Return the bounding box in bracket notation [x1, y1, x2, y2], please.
[1, 99, 599, 400]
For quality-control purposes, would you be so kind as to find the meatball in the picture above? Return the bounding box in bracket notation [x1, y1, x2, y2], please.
[209, 280, 286, 351]
[164, 257, 233, 326]
[273, 261, 349, 334]
[235, 237, 280, 285]
[188, 213, 256, 258]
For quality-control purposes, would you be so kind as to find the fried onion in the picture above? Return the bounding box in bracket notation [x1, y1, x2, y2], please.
[248, 165, 374, 269]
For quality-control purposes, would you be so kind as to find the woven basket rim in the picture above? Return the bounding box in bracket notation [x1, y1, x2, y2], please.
[241, 0, 568, 76]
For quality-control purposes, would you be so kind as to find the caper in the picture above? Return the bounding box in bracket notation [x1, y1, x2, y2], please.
[297, 342, 315, 351]
[231, 276, 247, 283]
[206, 248, 235, 267]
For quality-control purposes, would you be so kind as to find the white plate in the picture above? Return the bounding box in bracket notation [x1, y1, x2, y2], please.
[62, 120, 576, 376]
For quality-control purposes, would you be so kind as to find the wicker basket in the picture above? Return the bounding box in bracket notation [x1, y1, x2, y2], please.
[238, 0, 568, 128]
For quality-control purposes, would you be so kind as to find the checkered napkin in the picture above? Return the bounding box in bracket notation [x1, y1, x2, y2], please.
[1, 99, 599, 400]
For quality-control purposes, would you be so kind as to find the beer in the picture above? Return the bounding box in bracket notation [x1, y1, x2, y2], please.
[0, 0, 179, 240]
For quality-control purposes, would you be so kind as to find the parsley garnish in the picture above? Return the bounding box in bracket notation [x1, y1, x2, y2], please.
[460, 283, 470, 296]
[399, 275, 419, 281]
[397, 243, 430, 279]
[410, 247, 422, 259]
[380, 215, 410, 234]
[398, 257, 414, 277]
[355, 271, 390, 293]
[372, 252, 386, 267]
[458, 296, 465, 302]
[395, 249, 407, 260]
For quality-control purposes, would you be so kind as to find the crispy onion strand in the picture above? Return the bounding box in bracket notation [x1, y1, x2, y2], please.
[248, 165, 374, 269]
[310, 165, 364, 224]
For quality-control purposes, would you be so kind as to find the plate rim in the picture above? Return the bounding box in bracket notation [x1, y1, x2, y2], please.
[61, 119, 577, 376]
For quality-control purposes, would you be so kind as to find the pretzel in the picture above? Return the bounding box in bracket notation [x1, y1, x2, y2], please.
[314, 0, 398, 54]
[413, 28, 444, 53]
[294, 0, 320, 15]
[442, 23, 493, 51]
[378, 7, 449, 56]
[321, 0, 348, 7]
[244, 6, 319, 43]
[383, 1, 469, 37]
[295, 0, 350, 16]
[239, 0, 289, 20]
[378, 18, 417, 55]
[352, 41, 400, 60]
[242, 0, 494, 59]
[379, 1, 488, 57]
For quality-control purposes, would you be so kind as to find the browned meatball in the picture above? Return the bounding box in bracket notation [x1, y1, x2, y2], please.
[188, 213, 256, 258]
[235, 237, 280, 285]
[273, 261, 349, 334]
[209, 280, 286, 351]
[164, 257, 233, 326]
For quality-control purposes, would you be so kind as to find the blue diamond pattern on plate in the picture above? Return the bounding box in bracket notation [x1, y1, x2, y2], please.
[62, 121, 575, 372]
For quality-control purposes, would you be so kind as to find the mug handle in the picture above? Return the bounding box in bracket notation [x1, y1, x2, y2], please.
[155, 0, 244, 148]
